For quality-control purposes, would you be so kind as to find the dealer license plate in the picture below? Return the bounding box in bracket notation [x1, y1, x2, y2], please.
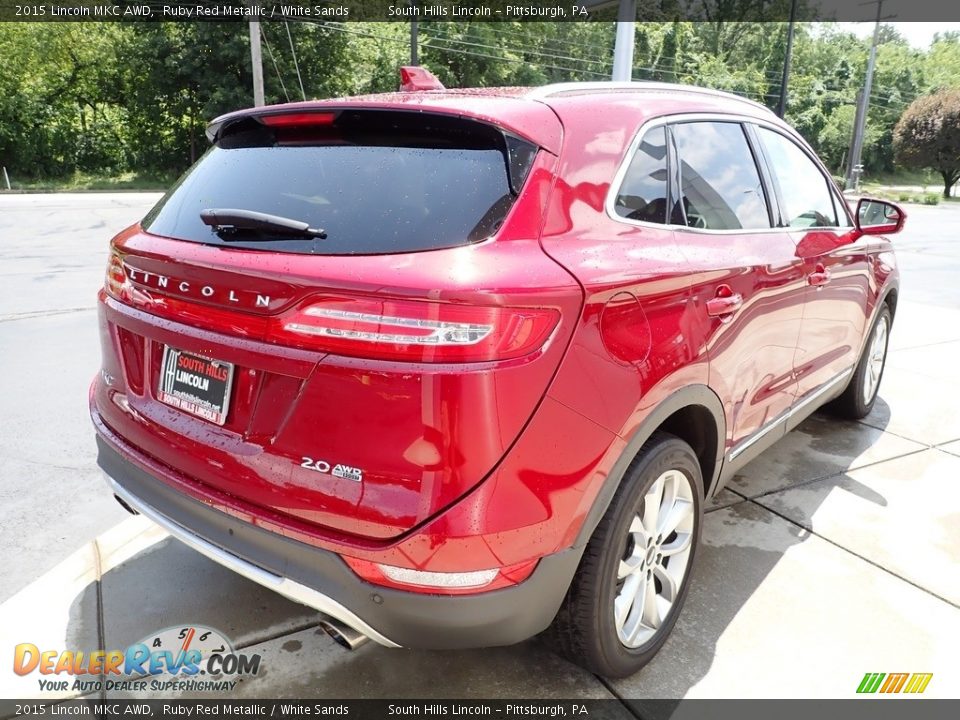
[158, 346, 234, 426]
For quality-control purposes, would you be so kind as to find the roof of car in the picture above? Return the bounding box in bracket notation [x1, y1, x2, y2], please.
[207, 81, 774, 155]
[346, 81, 771, 112]
[526, 81, 773, 113]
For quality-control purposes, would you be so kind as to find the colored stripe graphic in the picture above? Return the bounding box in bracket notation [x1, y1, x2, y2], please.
[857, 672, 932, 694]
[857, 673, 885, 693]
[904, 673, 933, 694]
[880, 673, 908, 693]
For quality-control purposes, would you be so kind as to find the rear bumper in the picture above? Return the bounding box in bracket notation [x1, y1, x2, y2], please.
[94, 433, 581, 650]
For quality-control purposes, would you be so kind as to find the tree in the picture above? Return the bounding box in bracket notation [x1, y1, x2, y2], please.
[893, 89, 960, 198]
[0, 19, 942, 185]
[818, 105, 856, 172]
[847, 41, 925, 174]
[0, 23, 127, 177]
[925, 34, 960, 91]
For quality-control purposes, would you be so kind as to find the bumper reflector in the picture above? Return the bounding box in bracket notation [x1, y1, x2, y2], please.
[377, 565, 499, 589]
[342, 556, 539, 595]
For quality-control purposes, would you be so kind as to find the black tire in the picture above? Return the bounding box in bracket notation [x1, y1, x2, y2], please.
[542, 432, 704, 678]
[829, 304, 892, 420]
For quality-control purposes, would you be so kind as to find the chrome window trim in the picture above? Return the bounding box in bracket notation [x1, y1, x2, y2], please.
[605, 112, 856, 236]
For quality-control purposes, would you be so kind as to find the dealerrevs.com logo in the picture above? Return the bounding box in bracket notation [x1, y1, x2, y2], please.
[13, 625, 261, 694]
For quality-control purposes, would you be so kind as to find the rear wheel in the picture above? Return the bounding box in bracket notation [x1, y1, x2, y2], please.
[829, 305, 891, 419]
[544, 433, 703, 678]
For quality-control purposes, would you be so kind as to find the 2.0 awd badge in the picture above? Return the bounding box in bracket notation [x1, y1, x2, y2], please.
[300, 457, 363, 483]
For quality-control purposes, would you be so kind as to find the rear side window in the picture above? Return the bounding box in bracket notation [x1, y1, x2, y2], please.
[673, 121, 771, 231]
[756, 127, 838, 228]
[143, 111, 536, 255]
[614, 126, 668, 224]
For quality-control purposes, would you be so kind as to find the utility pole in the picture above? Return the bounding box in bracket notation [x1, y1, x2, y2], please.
[248, 4, 265, 107]
[776, 0, 798, 118]
[611, 0, 637, 81]
[410, 0, 419, 66]
[845, 0, 885, 190]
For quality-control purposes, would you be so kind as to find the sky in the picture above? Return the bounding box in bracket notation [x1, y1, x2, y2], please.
[836, 22, 960, 48]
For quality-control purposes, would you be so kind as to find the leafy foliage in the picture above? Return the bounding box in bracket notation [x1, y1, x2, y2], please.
[893, 88, 960, 197]
[0, 24, 128, 177]
[0, 20, 958, 185]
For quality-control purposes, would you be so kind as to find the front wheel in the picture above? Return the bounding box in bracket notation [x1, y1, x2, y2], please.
[830, 304, 891, 419]
[543, 433, 703, 678]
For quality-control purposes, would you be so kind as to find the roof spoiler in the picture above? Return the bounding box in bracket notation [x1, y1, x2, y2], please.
[399, 66, 445, 92]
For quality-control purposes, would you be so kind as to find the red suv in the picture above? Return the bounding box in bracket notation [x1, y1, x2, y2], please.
[90, 76, 903, 678]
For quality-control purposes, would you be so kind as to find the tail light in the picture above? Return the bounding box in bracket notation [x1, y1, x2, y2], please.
[103, 257, 557, 363]
[275, 295, 559, 363]
[258, 111, 336, 128]
[104, 253, 133, 302]
[342, 557, 538, 595]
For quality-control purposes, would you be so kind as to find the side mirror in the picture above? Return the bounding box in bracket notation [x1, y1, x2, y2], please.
[855, 198, 906, 235]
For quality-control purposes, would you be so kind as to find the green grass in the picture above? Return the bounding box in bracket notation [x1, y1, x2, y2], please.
[4, 171, 172, 192]
[864, 169, 939, 187]
[858, 184, 900, 201]
[854, 167, 949, 201]
[860, 186, 943, 205]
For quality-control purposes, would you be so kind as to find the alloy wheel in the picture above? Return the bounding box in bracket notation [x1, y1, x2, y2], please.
[613, 469, 695, 648]
[862, 314, 889, 406]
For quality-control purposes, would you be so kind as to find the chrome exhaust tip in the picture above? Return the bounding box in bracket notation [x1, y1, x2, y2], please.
[114, 494, 139, 516]
[319, 617, 370, 650]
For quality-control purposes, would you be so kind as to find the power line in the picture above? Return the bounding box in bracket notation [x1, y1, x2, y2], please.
[128, 6, 822, 90]
[113, 8, 934, 117]
[313, 21, 782, 104]
[421, 37, 611, 80]
[425, 25, 795, 84]
[426, 26, 773, 87]
[471, 22, 614, 52]
[425, 26, 612, 70]
[308, 20, 613, 80]
[261, 25, 291, 103]
[285, 22, 307, 101]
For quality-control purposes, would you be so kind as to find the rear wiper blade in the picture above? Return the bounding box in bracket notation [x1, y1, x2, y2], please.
[200, 208, 327, 240]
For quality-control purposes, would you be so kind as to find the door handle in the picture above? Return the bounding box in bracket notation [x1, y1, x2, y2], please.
[706, 286, 743, 318]
[808, 264, 831, 287]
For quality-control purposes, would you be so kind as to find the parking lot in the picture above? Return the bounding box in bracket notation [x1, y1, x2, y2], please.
[1, 193, 958, 701]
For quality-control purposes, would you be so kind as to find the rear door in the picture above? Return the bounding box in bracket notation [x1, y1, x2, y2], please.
[751, 124, 868, 404]
[669, 119, 806, 455]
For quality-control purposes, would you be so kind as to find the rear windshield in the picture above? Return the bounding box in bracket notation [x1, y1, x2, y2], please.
[143, 111, 536, 255]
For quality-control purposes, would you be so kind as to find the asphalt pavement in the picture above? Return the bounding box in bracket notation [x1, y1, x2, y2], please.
[1, 193, 958, 701]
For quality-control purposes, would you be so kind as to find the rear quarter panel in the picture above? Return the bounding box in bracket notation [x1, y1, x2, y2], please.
[534, 96, 717, 540]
